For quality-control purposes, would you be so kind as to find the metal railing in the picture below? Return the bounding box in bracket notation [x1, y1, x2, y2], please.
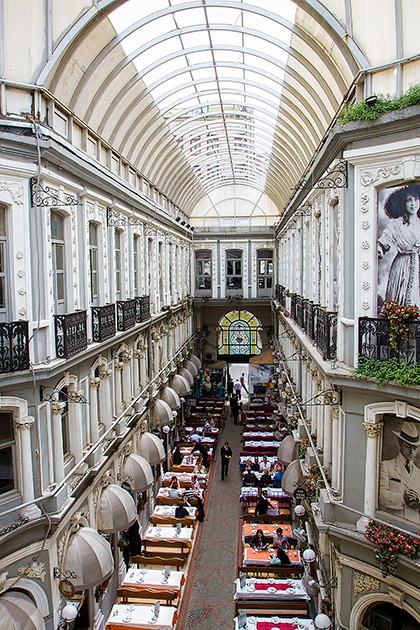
[359, 316, 420, 364]
[91, 304, 116, 343]
[55, 311, 88, 359]
[0, 321, 30, 373]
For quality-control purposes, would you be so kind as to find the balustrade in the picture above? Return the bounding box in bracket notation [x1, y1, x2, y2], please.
[0, 321, 29, 373]
[92, 304, 116, 342]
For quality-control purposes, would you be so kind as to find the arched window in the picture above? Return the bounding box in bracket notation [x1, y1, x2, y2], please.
[218, 310, 262, 358]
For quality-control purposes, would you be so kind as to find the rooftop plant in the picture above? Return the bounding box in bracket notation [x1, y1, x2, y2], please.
[338, 84, 420, 123]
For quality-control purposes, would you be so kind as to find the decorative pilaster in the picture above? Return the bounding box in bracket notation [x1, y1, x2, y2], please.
[99, 369, 112, 429]
[363, 421, 383, 518]
[89, 377, 100, 444]
[122, 354, 132, 407]
[15, 416, 42, 520]
[51, 402, 66, 484]
[115, 361, 124, 416]
[67, 390, 85, 470]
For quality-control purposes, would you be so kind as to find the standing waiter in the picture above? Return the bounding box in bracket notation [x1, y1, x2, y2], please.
[221, 441, 233, 480]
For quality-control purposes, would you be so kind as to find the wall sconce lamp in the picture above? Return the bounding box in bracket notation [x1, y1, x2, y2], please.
[302, 548, 316, 563]
[365, 95, 378, 107]
[57, 602, 78, 629]
[314, 613, 333, 629]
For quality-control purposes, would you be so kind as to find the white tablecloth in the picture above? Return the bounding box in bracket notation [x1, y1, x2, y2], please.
[157, 487, 204, 501]
[243, 432, 276, 439]
[234, 616, 314, 630]
[122, 568, 184, 592]
[162, 472, 207, 486]
[143, 525, 194, 544]
[240, 487, 288, 499]
[234, 578, 309, 600]
[106, 604, 177, 630]
[152, 505, 196, 518]
[244, 440, 281, 448]
[240, 456, 278, 466]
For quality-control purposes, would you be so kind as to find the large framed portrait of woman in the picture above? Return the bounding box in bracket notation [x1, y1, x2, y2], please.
[377, 184, 420, 314]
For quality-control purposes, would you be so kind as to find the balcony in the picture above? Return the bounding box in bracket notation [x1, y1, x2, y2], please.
[139, 295, 150, 322]
[359, 317, 420, 364]
[117, 299, 136, 332]
[0, 321, 29, 373]
[55, 311, 88, 359]
[92, 304, 116, 343]
[275, 284, 286, 307]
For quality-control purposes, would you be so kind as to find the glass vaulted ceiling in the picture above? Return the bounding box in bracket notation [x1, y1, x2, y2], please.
[46, 1, 360, 216]
[108, 0, 297, 205]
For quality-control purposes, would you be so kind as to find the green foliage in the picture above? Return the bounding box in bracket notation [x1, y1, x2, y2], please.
[339, 85, 420, 123]
[353, 357, 420, 386]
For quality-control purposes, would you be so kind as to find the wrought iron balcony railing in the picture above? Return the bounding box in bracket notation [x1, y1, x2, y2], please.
[290, 293, 297, 322]
[296, 295, 304, 329]
[117, 299, 136, 332]
[55, 311, 88, 359]
[0, 321, 30, 373]
[92, 304, 116, 343]
[315, 307, 337, 361]
[359, 317, 420, 364]
[140, 295, 150, 322]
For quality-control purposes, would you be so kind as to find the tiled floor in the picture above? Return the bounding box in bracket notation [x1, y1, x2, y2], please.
[185, 407, 244, 629]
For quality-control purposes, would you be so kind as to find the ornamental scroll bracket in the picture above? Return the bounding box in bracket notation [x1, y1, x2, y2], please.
[292, 388, 342, 407]
[107, 207, 142, 227]
[40, 386, 89, 404]
[293, 159, 348, 191]
[31, 179, 81, 208]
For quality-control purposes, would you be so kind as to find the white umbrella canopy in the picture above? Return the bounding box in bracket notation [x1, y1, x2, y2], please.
[161, 386, 181, 410]
[0, 591, 45, 630]
[277, 435, 298, 465]
[123, 453, 153, 492]
[184, 359, 198, 377]
[152, 399, 174, 426]
[281, 459, 305, 497]
[178, 367, 194, 387]
[189, 354, 202, 370]
[97, 484, 137, 534]
[171, 374, 191, 396]
[138, 432, 165, 465]
[63, 527, 114, 590]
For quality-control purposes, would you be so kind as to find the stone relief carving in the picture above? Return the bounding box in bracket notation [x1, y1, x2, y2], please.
[362, 261, 370, 270]
[360, 193, 369, 213]
[363, 421, 383, 438]
[18, 561, 46, 583]
[361, 241, 370, 250]
[361, 166, 401, 186]
[0, 180, 23, 204]
[353, 570, 380, 596]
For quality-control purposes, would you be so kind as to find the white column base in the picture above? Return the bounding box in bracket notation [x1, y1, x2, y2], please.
[20, 503, 42, 520]
[93, 608, 105, 630]
[356, 516, 370, 533]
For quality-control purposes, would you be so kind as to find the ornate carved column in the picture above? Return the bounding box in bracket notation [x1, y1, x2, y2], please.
[67, 389, 85, 470]
[363, 421, 383, 517]
[51, 402, 66, 484]
[138, 344, 147, 392]
[323, 405, 333, 470]
[89, 377, 100, 444]
[99, 369, 112, 430]
[115, 361, 124, 417]
[132, 350, 141, 397]
[122, 354, 132, 407]
[15, 416, 42, 520]
[331, 405, 340, 489]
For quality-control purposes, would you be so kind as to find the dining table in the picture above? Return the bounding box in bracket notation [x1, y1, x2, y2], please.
[143, 525, 194, 547]
[243, 548, 302, 566]
[243, 523, 292, 543]
[106, 603, 177, 630]
[151, 505, 197, 519]
[121, 567, 185, 595]
[234, 615, 314, 630]
[240, 487, 292, 512]
[156, 487, 204, 504]
[162, 472, 207, 488]
[234, 577, 309, 600]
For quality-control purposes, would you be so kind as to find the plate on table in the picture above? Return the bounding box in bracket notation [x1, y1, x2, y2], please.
[267, 578, 275, 584]
[263, 530, 270, 534]
[286, 588, 295, 594]
[267, 587, 277, 594]
[271, 617, 281, 624]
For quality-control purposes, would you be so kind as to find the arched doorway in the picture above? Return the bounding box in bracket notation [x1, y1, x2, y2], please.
[362, 601, 420, 630]
[217, 309, 262, 362]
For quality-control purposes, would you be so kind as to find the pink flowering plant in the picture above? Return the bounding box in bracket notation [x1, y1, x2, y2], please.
[379, 300, 420, 352]
[365, 519, 420, 576]
[304, 464, 331, 501]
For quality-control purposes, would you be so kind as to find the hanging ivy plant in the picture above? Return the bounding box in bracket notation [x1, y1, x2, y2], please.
[353, 357, 420, 386]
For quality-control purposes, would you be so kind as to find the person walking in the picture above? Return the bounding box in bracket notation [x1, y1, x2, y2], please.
[221, 441, 233, 480]
[240, 372, 248, 394]
[234, 379, 241, 400]
[230, 394, 239, 425]
[227, 376, 234, 396]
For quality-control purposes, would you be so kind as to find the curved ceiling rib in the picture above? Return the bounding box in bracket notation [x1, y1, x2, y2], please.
[38, 0, 368, 217]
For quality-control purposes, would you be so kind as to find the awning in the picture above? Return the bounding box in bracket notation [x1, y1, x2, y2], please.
[189, 354, 202, 370]
[153, 399, 174, 426]
[178, 367, 194, 387]
[171, 374, 191, 396]
[123, 453, 153, 492]
[161, 386, 181, 410]
[184, 359, 198, 378]
[138, 431, 165, 465]
[249, 351, 275, 365]
[63, 526, 114, 590]
[281, 459, 305, 497]
[277, 435, 297, 465]
[0, 591, 45, 630]
[97, 484, 137, 534]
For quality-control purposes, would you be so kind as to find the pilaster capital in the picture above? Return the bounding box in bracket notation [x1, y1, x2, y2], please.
[331, 405, 339, 419]
[122, 354, 132, 365]
[115, 361, 124, 372]
[363, 421, 383, 438]
[15, 416, 35, 430]
[51, 402, 66, 416]
[99, 369, 112, 380]
[90, 377, 100, 390]
[67, 389, 84, 402]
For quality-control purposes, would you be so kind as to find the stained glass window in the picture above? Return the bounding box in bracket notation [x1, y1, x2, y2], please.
[218, 310, 262, 357]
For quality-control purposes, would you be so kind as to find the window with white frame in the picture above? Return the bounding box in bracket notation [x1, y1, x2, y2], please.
[226, 250, 242, 290]
[0, 205, 9, 319]
[0, 411, 15, 495]
[115, 229, 122, 301]
[195, 250, 212, 291]
[89, 222, 99, 305]
[257, 249, 273, 296]
[51, 211, 66, 313]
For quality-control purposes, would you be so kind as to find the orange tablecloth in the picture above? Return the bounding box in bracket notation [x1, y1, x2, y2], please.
[243, 523, 292, 541]
[243, 548, 301, 566]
